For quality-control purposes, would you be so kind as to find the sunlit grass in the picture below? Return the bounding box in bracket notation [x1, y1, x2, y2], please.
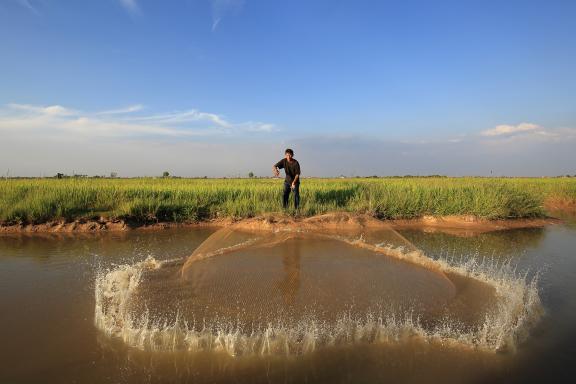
[0, 177, 574, 224]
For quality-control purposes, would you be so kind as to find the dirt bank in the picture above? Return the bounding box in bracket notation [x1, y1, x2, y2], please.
[0, 212, 561, 236]
[0, 217, 229, 234]
[390, 215, 560, 236]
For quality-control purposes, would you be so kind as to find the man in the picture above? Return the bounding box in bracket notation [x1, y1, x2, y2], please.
[272, 148, 301, 209]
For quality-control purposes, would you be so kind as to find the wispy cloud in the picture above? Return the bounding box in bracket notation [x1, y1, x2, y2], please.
[119, 0, 140, 16]
[127, 109, 232, 128]
[0, 103, 276, 140]
[15, 0, 40, 15]
[96, 104, 144, 115]
[210, 0, 245, 31]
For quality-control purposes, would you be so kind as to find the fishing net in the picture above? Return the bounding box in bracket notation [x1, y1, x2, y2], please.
[95, 214, 541, 355]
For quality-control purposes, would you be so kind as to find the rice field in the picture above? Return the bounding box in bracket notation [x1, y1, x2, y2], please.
[0, 177, 575, 224]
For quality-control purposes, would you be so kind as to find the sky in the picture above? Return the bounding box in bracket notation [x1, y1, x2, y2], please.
[0, 0, 575, 177]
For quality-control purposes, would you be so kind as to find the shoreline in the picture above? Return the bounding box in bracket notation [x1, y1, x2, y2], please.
[0, 213, 562, 236]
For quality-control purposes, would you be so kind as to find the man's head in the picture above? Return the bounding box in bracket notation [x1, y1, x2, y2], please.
[284, 148, 294, 160]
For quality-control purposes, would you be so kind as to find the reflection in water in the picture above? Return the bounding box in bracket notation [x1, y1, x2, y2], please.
[278, 240, 301, 305]
[94, 331, 507, 384]
[0, 228, 216, 264]
[399, 227, 547, 262]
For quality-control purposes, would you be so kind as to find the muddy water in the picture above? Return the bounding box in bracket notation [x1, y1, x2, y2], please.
[137, 237, 459, 325]
[1, 225, 575, 383]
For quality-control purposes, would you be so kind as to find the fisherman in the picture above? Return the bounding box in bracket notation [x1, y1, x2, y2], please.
[272, 148, 301, 209]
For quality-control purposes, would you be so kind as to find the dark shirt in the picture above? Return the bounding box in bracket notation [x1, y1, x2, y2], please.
[275, 158, 301, 184]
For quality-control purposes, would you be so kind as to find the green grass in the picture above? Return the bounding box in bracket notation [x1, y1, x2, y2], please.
[1, 177, 575, 225]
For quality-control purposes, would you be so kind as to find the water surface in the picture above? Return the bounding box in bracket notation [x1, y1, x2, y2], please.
[1, 225, 575, 383]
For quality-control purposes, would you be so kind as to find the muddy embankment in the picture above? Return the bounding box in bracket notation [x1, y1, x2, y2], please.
[0, 211, 562, 236]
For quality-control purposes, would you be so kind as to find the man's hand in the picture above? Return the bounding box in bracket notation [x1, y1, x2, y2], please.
[272, 167, 280, 177]
[291, 182, 295, 190]
[292, 174, 299, 188]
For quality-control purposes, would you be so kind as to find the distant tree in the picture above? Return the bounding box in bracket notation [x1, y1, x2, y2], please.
[110, 172, 118, 178]
[248, 171, 254, 178]
[162, 171, 170, 178]
[56, 173, 64, 179]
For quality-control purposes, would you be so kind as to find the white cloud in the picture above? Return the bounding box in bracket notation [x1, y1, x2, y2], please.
[0, 103, 276, 140]
[480, 122, 541, 137]
[478, 123, 576, 144]
[6, 103, 76, 116]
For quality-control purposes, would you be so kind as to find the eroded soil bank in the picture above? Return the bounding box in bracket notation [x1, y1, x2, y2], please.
[0, 213, 561, 235]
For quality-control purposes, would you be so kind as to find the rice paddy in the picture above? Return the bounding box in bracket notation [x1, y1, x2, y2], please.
[0, 177, 575, 225]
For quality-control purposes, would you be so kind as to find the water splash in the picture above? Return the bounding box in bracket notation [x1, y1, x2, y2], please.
[94, 218, 543, 356]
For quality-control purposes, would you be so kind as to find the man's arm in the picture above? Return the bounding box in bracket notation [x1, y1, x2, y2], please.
[272, 159, 283, 177]
[291, 162, 301, 187]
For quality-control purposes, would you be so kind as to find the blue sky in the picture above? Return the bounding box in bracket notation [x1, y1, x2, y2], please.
[1, 0, 575, 176]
